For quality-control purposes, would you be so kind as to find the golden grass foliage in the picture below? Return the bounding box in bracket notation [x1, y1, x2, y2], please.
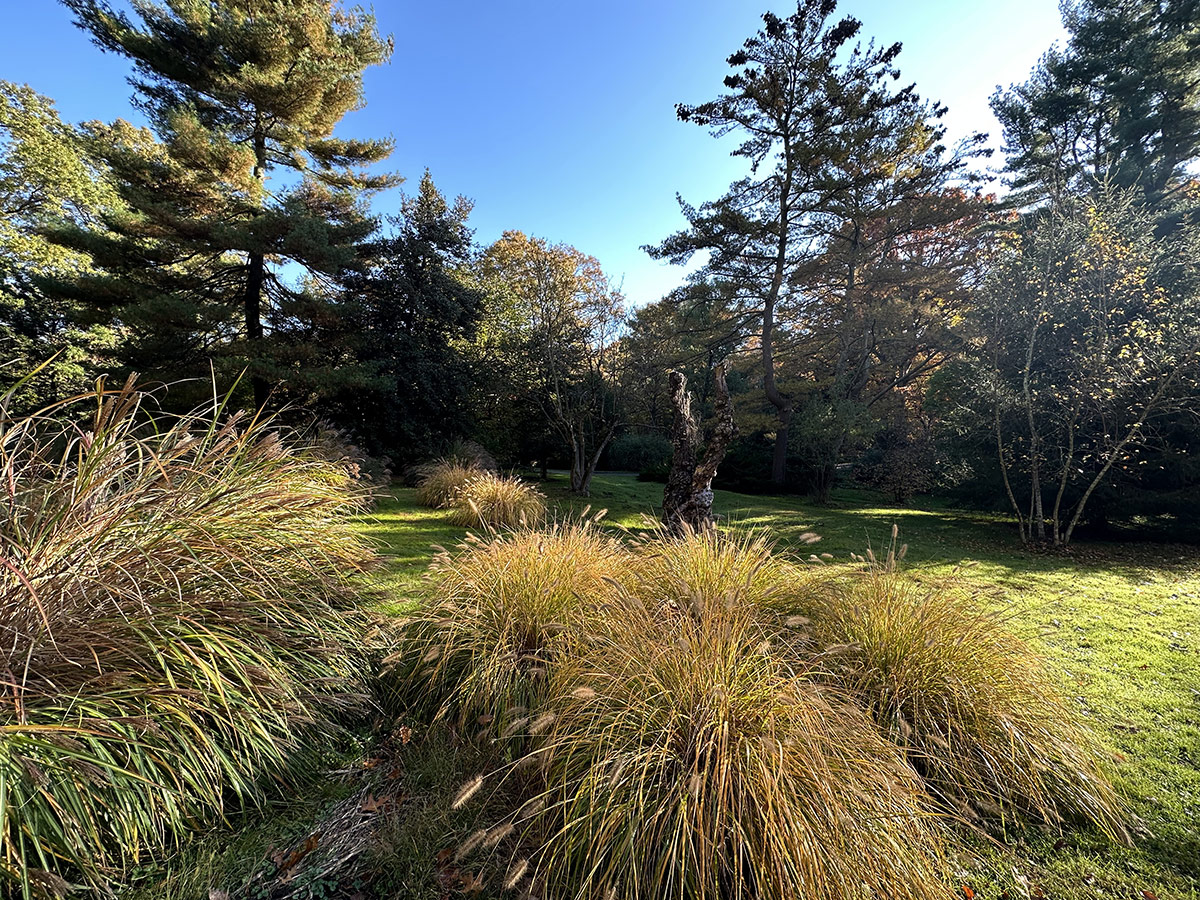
[802, 555, 1129, 840]
[400, 519, 625, 725]
[527, 536, 947, 900]
[448, 472, 547, 529]
[414, 458, 480, 509]
[0, 380, 377, 897]
[396, 527, 1129, 898]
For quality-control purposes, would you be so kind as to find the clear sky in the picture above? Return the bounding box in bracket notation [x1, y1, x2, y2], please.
[1, 0, 1066, 307]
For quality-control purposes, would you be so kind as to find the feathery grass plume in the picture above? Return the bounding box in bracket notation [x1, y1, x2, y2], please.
[803, 556, 1128, 841]
[527, 588, 947, 900]
[397, 518, 625, 727]
[448, 472, 547, 529]
[414, 458, 482, 509]
[0, 377, 377, 897]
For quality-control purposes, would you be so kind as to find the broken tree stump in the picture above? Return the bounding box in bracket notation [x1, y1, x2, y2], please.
[661, 363, 738, 534]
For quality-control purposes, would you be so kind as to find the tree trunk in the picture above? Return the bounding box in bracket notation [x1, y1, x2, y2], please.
[662, 364, 738, 535]
[771, 409, 792, 487]
[247, 127, 269, 411]
[245, 249, 269, 410]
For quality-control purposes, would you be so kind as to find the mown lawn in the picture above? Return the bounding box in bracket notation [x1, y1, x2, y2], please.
[357, 473, 1200, 899]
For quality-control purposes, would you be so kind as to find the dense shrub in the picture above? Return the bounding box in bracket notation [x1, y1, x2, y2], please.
[0, 379, 377, 896]
[448, 472, 547, 528]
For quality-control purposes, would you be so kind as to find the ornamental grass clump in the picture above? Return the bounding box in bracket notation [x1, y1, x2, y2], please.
[448, 472, 547, 529]
[523, 536, 946, 900]
[802, 547, 1128, 841]
[0, 379, 377, 897]
[414, 458, 480, 509]
[398, 518, 625, 728]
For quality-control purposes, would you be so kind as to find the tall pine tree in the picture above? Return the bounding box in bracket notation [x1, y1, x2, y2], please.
[50, 0, 397, 408]
[992, 0, 1200, 209]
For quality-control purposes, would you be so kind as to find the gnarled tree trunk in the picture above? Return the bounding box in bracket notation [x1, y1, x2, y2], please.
[662, 364, 738, 534]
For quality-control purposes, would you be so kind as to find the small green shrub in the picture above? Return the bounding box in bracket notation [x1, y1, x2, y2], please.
[448, 472, 547, 529]
[0, 379, 377, 897]
[801, 551, 1128, 840]
[414, 459, 480, 508]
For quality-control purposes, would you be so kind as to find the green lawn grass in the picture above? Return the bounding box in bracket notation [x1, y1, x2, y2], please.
[355, 473, 1200, 899]
[126, 473, 1199, 899]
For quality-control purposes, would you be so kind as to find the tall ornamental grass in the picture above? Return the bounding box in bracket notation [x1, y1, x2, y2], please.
[396, 519, 624, 729]
[0, 379, 377, 897]
[414, 459, 481, 509]
[799, 547, 1128, 840]
[448, 472, 547, 529]
[523, 530, 946, 900]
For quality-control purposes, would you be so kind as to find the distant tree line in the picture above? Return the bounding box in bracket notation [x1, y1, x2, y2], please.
[2, 0, 1199, 544]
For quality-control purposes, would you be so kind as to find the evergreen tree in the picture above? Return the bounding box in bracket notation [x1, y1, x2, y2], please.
[648, 0, 985, 490]
[331, 171, 483, 463]
[992, 0, 1200, 208]
[50, 0, 397, 408]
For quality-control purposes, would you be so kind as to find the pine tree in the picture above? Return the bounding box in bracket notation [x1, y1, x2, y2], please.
[647, 0, 984, 490]
[992, 0, 1200, 209]
[51, 0, 397, 408]
[332, 171, 483, 462]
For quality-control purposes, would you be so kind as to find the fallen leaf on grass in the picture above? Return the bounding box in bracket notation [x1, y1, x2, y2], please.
[270, 832, 320, 875]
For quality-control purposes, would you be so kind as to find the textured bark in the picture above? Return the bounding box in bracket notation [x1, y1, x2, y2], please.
[662, 364, 738, 534]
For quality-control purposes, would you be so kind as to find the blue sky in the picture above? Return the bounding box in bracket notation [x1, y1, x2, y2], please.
[2, 1, 1065, 307]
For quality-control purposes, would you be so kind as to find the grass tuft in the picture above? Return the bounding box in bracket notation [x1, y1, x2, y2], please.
[0, 378, 377, 896]
[526, 559, 947, 900]
[448, 472, 548, 529]
[395, 519, 625, 726]
[414, 459, 481, 509]
[803, 557, 1129, 840]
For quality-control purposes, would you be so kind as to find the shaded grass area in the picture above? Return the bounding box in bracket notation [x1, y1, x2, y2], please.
[358, 474, 1200, 899]
[130, 473, 1198, 899]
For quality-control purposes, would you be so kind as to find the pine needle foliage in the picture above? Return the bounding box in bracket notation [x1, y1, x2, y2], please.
[801, 549, 1128, 841]
[0, 378, 377, 897]
[525, 535, 947, 900]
